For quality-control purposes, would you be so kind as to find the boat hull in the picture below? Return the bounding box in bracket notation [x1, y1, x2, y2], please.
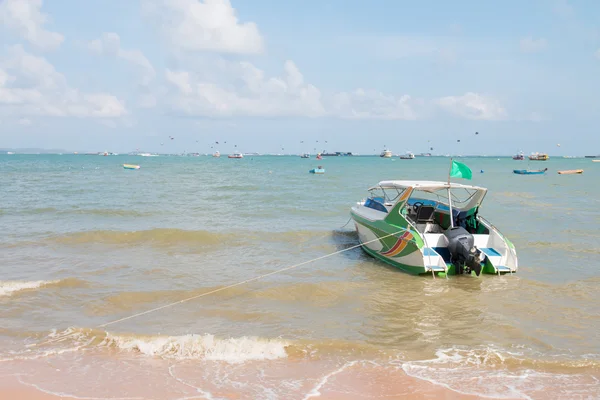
[352, 216, 427, 275]
[351, 207, 517, 277]
[123, 164, 140, 170]
[558, 169, 583, 174]
[513, 169, 547, 175]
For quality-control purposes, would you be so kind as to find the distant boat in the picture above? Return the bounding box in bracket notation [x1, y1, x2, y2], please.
[416, 153, 432, 157]
[321, 151, 353, 156]
[138, 153, 158, 157]
[123, 164, 140, 170]
[399, 152, 415, 160]
[212, 151, 220, 158]
[593, 160, 600, 163]
[512, 151, 525, 160]
[380, 149, 392, 158]
[300, 153, 310, 158]
[558, 169, 583, 175]
[513, 168, 548, 175]
[584, 155, 600, 158]
[316, 153, 323, 160]
[228, 152, 243, 159]
[309, 166, 325, 174]
[529, 152, 549, 161]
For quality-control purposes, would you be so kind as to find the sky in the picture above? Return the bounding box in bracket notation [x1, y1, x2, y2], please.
[0, 0, 599, 155]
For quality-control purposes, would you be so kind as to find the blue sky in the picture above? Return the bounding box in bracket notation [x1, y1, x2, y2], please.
[0, 0, 599, 155]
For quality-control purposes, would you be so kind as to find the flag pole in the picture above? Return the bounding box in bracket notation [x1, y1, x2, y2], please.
[447, 157, 454, 228]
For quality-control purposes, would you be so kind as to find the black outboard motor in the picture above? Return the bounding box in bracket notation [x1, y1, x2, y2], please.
[444, 226, 484, 276]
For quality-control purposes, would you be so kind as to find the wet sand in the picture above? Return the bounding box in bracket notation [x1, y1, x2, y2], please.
[0, 354, 487, 400]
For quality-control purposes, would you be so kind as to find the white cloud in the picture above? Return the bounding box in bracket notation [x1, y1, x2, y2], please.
[435, 92, 507, 120]
[142, 0, 264, 54]
[0, 0, 64, 51]
[330, 89, 420, 120]
[520, 37, 548, 53]
[164, 60, 325, 117]
[0, 45, 127, 118]
[88, 33, 156, 85]
[162, 58, 428, 120]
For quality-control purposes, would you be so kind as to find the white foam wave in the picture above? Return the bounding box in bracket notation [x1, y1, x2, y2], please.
[101, 333, 290, 363]
[398, 346, 600, 399]
[0, 280, 59, 297]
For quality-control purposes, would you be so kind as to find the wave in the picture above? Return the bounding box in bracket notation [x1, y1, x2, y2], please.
[23, 328, 290, 364]
[0, 278, 86, 297]
[50, 228, 230, 247]
[400, 346, 600, 399]
[16, 327, 386, 365]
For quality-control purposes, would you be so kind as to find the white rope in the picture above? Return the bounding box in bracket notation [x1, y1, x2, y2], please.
[28, 227, 409, 348]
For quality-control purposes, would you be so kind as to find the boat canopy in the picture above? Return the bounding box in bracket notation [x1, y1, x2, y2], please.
[368, 180, 488, 212]
[370, 180, 486, 193]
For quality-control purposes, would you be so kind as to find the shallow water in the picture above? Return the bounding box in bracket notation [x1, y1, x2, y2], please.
[1, 154, 599, 399]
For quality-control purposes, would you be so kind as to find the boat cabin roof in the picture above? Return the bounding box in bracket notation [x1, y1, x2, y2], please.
[369, 180, 486, 193]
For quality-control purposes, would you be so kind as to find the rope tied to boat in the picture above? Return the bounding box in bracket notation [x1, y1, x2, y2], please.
[27, 227, 410, 348]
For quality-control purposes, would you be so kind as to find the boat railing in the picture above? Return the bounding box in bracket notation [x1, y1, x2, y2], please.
[477, 216, 501, 235]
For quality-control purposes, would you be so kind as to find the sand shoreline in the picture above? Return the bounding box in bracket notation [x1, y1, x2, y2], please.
[0, 356, 484, 400]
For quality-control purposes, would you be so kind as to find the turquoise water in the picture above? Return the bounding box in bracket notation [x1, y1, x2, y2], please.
[1, 154, 599, 399]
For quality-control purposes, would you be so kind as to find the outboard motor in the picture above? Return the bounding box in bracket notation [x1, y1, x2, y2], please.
[444, 226, 484, 276]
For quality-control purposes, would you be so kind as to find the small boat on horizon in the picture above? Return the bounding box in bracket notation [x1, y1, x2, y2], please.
[212, 151, 220, 158]
[228, 152, 243, 159]
[513, 168, 548, 175]
[350, 180, 518, 276]
[300, 153, 310, 158]
[513, 151, 524, 160]
[529, 152, 549, 161]
[380, 149, 393, 158]
[399, 152, 415, 160]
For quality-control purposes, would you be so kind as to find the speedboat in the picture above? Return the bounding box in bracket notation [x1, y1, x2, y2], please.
[400, 152, 415, 159]
[350, 180, 518, 276]
[228, 152, 243, 159]
[301, 153, 310, 158]
[513, 151, 524, 160]
[380, 149, 392, 158]
[212, 151, 221, 158]
[309, 166, 325, 174]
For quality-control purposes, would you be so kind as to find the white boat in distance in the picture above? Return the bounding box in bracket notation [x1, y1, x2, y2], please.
[380, 149, 393, 158]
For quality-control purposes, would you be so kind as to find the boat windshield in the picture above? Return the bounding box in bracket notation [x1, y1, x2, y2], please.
[368, 186, 408, 205]
[406, 187, 485, 212]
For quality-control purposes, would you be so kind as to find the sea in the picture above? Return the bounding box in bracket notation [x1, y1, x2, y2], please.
[1, 154, 598, 399]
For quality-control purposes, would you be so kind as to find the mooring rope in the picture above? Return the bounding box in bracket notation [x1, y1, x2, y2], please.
[28, 227, 409, 348]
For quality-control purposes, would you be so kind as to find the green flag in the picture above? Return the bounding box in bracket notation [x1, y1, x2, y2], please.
[450, 160, 472, 180]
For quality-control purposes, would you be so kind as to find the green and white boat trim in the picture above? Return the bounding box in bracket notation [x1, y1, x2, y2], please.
[350, 180, 518, 277]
